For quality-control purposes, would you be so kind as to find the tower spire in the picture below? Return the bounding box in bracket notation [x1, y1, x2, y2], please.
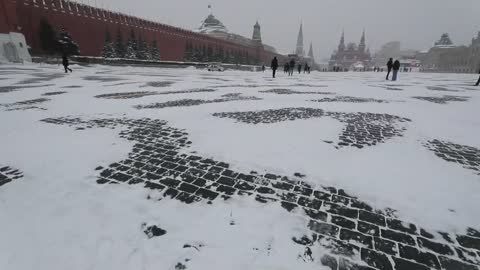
[338, 30, 345, 52]
[308, 42, 314, 62]
[359, 29, 366, 52]
[252, 20, 262, 43]
[295, 23, 304, 56]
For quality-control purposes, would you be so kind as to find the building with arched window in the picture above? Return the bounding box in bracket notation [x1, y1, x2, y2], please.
[328, 30, 372, 71]
[418, 32, 480, 73]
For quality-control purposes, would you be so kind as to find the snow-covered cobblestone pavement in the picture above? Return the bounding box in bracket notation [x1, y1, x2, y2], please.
[0, 64, 479, 270]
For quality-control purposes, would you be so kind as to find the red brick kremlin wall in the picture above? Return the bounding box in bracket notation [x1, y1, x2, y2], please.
[2, 0, 282, 63]
[0, 0, 18, 33]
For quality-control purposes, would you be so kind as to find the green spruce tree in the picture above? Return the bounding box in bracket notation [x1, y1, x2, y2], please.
[114, 28, 125, 58]
[219, 47, 225, 63]
[136, 36, 148, 60]
[201, 45, 207, 62]
[144, 40, 153, 60]
[183, 41, 193, 61]
[223, 50, 230, 63]
[125, 29, 138, 59]
[234, 50, 240, 64]
[192, 46, 201, 62]
[151, 40, 161, 61]
[101, 29, 116, 58]
[207, 45, 213, 62]
[57, 29, 80, 56]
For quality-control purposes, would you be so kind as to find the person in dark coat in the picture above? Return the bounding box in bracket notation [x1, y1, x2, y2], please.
[297, 64, 302, 74]
[386, 58, 393, 80]
[289, 59, 295, 76]
[475, 69, 480, 86]
[262, 65, 266, 72]
[270, 57, 278, 78]
[392, 60, 401, 81]
[62, 54, 72, 73]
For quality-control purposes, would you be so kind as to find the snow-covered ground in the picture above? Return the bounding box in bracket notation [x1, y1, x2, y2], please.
[0, 64, 479, 270]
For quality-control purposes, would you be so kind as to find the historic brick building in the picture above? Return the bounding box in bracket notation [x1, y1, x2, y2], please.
[0, 0, 284, 64]
[329, 31, 372, 71]
[418, 32, 480, 73]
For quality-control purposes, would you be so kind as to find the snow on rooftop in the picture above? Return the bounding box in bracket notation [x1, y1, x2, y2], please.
[196, 14, 229, 34]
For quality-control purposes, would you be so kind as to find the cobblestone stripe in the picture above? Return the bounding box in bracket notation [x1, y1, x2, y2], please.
[95, 89, 215, 99]
[311, 96, 389, 103]
[41, 116, 480, 270]
[412, 95, 470, 104]
[0, 166, 24, 187]
[424, 140, 480, 175]
[134, 93, 260, 109]
[212, 108, 410, 150]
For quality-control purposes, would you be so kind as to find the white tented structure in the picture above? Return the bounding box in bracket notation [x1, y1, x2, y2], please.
[0, 32, 31, 63]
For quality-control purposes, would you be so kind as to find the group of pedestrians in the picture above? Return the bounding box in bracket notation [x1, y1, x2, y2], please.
[385, 58, 400, 81]
[383, 58, 479, 85]
[270, 57, 311, 78]
[61, 53, 480, 86]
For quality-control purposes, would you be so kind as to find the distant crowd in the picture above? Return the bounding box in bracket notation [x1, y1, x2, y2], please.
[268, 56, 480, 86]
[58, 52, 480, 86]
[268, 57, 311, 78]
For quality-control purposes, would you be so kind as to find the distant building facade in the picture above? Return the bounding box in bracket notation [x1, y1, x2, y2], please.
[195, 12, 277, 55]
[329, 31, 372, 71]
[418, 32, 480, 73]
[372, 41, 418, 68]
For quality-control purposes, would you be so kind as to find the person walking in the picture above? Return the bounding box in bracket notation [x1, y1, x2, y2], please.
[392, 60, 401, 81]
[262, 65, 266, 72]
[475, 69, 480, 86]
[62, 54, 72, 73]
[386, 58, 393, 80]
[270, 57, 278, 78]
[298, 63, 302, 74]
[284, 63, 289, 74]
[289, 59, 295, 76]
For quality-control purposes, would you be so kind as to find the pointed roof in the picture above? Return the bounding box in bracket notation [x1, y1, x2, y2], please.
[359, 29, 366, 51]
[434, 33, 454, 47]
[338, 30, 345, 51]
[308, 42, 314, 61]
[252, 20, 262, 42]
[360, 29, 366, 45]
[295, 23, 304, 56]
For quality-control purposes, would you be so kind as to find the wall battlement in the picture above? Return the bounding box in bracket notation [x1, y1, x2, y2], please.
[0, 0, 281, 62]
[21, 0, 215, 41]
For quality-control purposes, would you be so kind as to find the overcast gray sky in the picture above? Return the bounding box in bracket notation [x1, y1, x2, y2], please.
[99, 0, 480, 62]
